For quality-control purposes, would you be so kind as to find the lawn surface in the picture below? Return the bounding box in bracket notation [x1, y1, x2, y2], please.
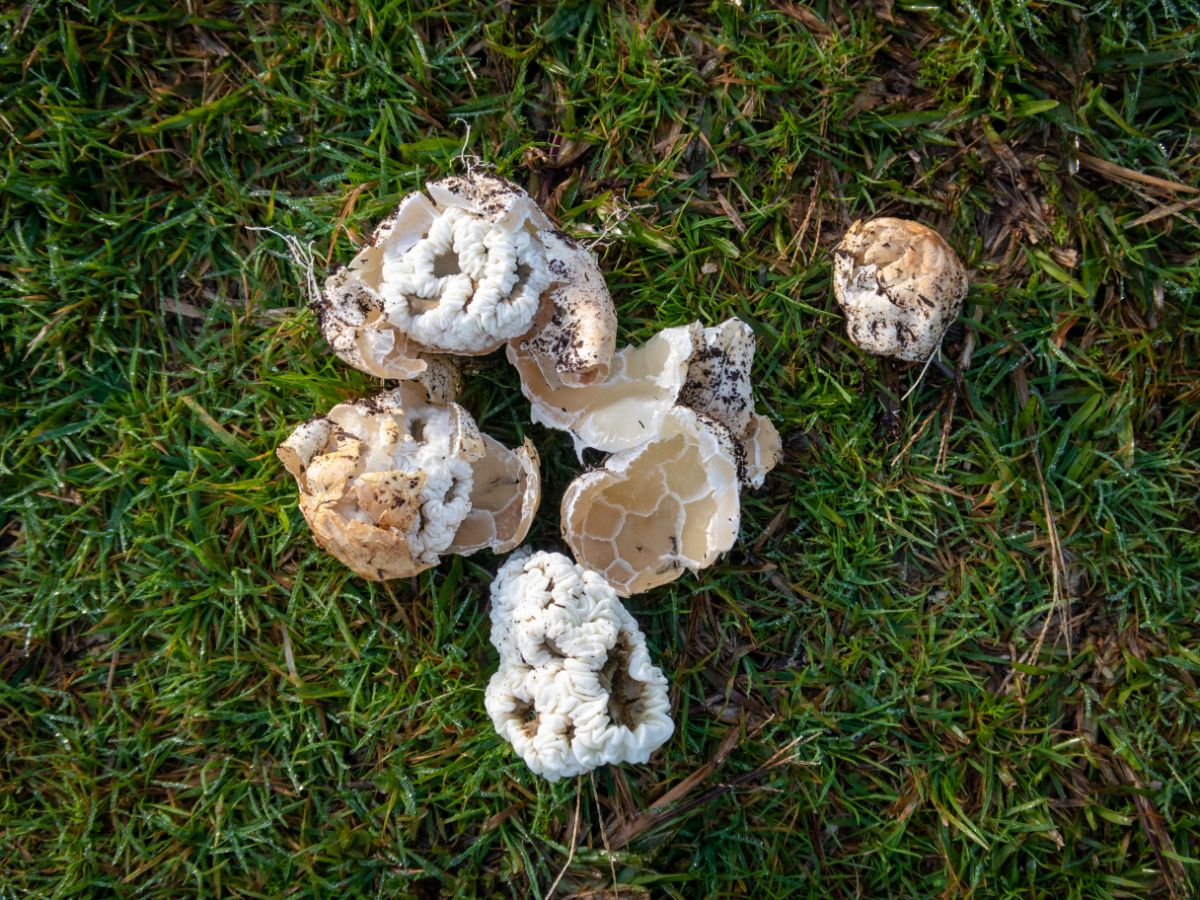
[2, 1, 1199, 897]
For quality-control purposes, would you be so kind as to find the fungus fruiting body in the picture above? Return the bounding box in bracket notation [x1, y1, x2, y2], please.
[832, 217, 968, 361]
[526, 318, 780, 594]
[316, 172, 616, 384]
[560, 406, 743, 596]
[508, 322, 697, 455]
[276, 386, 539, 580]
[485, 549, 674, 780]
[278, 166, 793, 784]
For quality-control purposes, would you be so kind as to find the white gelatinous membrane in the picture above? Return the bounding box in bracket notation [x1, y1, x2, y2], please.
[832, 217, 969, 362]
[447, 435, 541, 557]
[315, 172, 616, 382]
[485, 549, 674, 781]
[514, 316, 781, 486]
[560, 406, 743, 596]
[740, 413, 782, 490]
[276, 385, 539, 580]
[509, 322, 699, 456]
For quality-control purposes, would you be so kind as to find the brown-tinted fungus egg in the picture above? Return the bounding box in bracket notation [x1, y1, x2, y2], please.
[832, 217, 968, 362]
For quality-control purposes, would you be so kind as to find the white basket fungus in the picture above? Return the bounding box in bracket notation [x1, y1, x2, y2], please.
[485, 549, 674, 780]
[316, 172, 616, 382]
[833, 217, 968, 362]
[277, 385, 539, 580]
[561, 407, 743, 596]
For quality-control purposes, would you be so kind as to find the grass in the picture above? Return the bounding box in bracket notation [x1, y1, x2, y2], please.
[2, 0, 1199, 896]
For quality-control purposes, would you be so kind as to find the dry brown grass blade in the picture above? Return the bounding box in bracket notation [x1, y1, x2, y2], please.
[1026, 448, 1070, 659]
[327, 182, 369, 266]
[1000, 362, 1074, 701]
[890, 401, 942, 468]
[546, 784, 582, 899]
[1078, 153, 1200, 196]
[605, 726, 816, 848]
[770, 1, 831, 38]
[1125, 194, 1200, 228]
[480, 800, 527, 834]
[716, 192, 746, 234]
[589, 772, 620, 894]
[160, 296, 208, 320]
[1111, 756, 1189, 899]
[605, 725, 742, 848]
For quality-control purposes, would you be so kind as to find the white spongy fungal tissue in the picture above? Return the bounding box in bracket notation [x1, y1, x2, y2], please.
[277, 385, 543, 582]
[338, 401, 475, 559]
[380, 204, 552, 353]
[276, 388, 480, 581]
[485, 549, 674, 781]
